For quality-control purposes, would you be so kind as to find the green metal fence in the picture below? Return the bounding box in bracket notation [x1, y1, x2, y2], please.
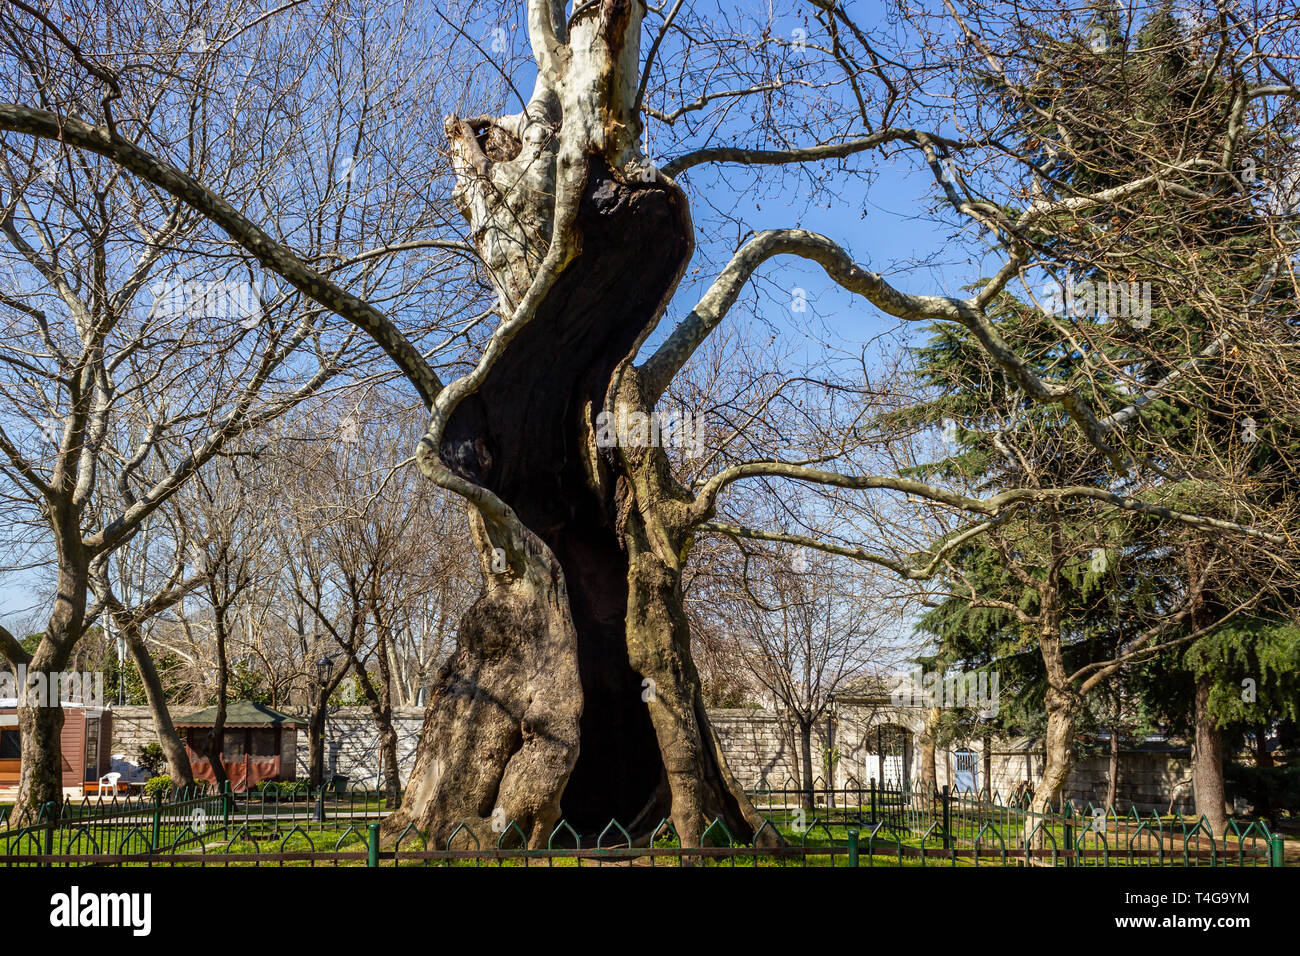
[1, 786, 225, 857]
[0, 779, 1286, 867]
[744, 778, 1283, 867]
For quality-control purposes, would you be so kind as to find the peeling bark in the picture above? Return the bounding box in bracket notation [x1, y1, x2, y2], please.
[1035, 688, 1075, 815]
[389, 513, 582, 848]
[1031, 576, 1076, 823]
[384, 1, 767, 847]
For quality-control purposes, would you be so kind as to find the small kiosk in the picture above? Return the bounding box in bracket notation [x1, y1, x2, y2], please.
[175, 699, 303, 792]
[0, 698, 114, 789]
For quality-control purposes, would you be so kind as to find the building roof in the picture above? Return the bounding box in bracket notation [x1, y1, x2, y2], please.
[0, 698, 107, 714]
[174, 699, 305, 728]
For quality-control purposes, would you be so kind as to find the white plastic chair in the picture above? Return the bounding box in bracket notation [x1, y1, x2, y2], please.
[97, 771, 121, 795]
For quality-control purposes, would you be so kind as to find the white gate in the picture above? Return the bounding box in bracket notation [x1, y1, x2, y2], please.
[881, 752, 906, 788]
[952, 747, 978, 793]
[864, 725, 910, 790]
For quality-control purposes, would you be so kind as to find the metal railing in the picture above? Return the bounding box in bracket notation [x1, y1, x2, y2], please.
[0, 778, 1286, 867]
[743, 778, 1283, 867]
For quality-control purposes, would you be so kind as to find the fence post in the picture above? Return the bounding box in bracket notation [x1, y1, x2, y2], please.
[222, 780, 231, 833]
[41, 801, 55, 866]
[847, 828, 859, 868]
[869, 778, 876, 825]
[1270, 834, 1286, 867]
[941, 785, 951, 851]
[368, 822, 380, 868]
[150, 790, 162, 851]
[1062, 806, 1073, 868]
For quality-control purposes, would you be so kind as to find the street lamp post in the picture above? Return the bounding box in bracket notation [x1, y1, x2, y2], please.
[313, 654, 333, 823]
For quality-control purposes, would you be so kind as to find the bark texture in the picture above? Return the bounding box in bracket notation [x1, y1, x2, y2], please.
[1104, 724, 1119, 811]
[1035, 688, 1075, 815]
[918, 706, 939, 792]
[12, 556, 87, 822]
[384, 0, 766, 847]
[1192, 674, 1230, 837]
[1032, 582, 1076, 821]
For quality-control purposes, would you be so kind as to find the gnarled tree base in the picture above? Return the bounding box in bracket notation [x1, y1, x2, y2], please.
[384, 153, 767, 848]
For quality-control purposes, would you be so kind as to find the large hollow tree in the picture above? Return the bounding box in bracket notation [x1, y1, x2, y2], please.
[3, 0, 1295, 846]
[362, 0, 1292, 845]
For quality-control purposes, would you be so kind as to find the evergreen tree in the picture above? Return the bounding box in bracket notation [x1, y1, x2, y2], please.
[893, 3, 1298, 822]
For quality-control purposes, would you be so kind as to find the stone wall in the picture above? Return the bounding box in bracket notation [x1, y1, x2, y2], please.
[106, 705, 158, 780]
[296, 707, 425, 787]
[108, 703, 1193, 810]
[703, 707, 1194, 811]
[708, 709, 829, 789]
[1062, 751, 1195, 812]
[281, 726, 298, 781]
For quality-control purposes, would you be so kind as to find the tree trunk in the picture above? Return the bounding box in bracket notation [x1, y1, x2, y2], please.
[90, 569, 197, 790]
[383, 1, 766, 848]
[380, 721, 401, 809]
[1104, 723, 1119, 811]
[799, 720, 815, 811]
[1023, 685, 1075, 859]
[122, 624, 195, 789]
[618, 369, 770, 845]
[1192, 674, 1229, 837]
[382, 514, 584, 848]
[918, 706, 939, 792]
[15, 697, 68, 823]
[982, 732, 992, 800]
[203, 608, 230, 791]
[306, 665, 349, 792]
[354, 676, 401, 809]
[1034, 688, 1075, 816]
[1027, 576, 1077, 860]
[13, 555, 88, 822]
[307, 698, 327, 791]
[369, 601, 403, 809]
[1031, 556, 1074, 821]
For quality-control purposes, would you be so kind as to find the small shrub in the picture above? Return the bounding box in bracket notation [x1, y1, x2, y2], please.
[137, 742, 166, 778]
[143, 775, 172, 798]
[254, 779, 308, 795]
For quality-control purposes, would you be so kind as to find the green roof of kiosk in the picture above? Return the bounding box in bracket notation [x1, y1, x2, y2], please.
[174, 699, 306, 728]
